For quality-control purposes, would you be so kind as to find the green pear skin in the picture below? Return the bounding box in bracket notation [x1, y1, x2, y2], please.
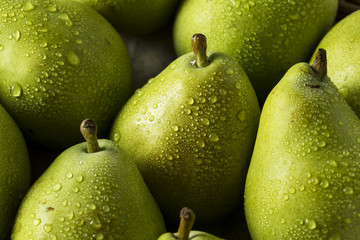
[71, 0, 180, 34]
[12, 139, 166, 239]
[244, 52, 360, 239]
[173, 0, 338, 104]
[110, 38, 260, 225]
[158, 231, 225, 240]
[0, 0, 132, 149]
[311, 10, 360, 118]
[0, 104, 30, 240]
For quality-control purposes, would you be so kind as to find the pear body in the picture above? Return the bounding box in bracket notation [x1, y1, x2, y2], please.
[0, 0, 132, 149]
[71, 0, 179, 34]
[311, 10, 360, 118]
[0, 104, 30, 240]
[12, 139, 166, 239]
[158, 230, 225, 240]
[244, 62, 360, 239]
[110, 51, 260, 225]
[173, 0, 338, 104]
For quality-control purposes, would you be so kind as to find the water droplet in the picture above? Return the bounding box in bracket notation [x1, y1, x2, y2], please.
[187, 97, 194, 105]
[88, 203, 97, 210]
[194, 158, 203, 165]
[59, 13, 73, 26]
[172, 125, 179, 131]
[328, 160, 338, 167]
[305, 218, 317, 229]
[47, 5, 57, 12]
[90, 215, 102, 229]
[0, 44, 4, 51]
[67, 51, 80, 65]
[96, 233, 104, 240]
[52, 183, 62, 192]
[318, 140, 326, 147]
[237, 110, 246, 121]
[33, 218, 41, 226]
[200, 118, 210, 126]
[67, 211, 74, 220]
[10, 82, 22, 97]
[14, 30, 21, 41]
[288, 13, 300, 20]
[320, 180, 329, 188]
[209, 95, 217, 103]
[76, 175, 84, 183]
[196, 140, 205, 148]
[66, 173, 73, 179]
[219, 89, 227, 96]
[343, 187, 354, 195]
[22, 3, 35, 12]
[44, 224, 53, 233]
[103, 205, 110, 212]
[225, 68, 234, 75]
[113, 132, 121, 142]
[209, 133, 219, 142]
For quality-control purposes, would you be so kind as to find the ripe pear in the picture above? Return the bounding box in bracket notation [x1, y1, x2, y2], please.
[12, 119, 166, 239]
[110, 34, 260, 225]
[0, 0, 132, 149]
[71, 0, 179, 34]
[173, 0, 338, 104]
[158, 207, 225, 240]
[244, 49, 360, 239]
[310, 10, 360, 118]
[0, 104, 30, 240]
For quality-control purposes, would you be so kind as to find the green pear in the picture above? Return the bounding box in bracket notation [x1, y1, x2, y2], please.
[71, 0, 179, 34]
[173, 0, 338, 104]
[0, 0, 132, 149]
[310, 10, 360, 118]
[0, 104, 30, 240]
[12, 119, 166, 239]
[110, 34, 260, 225]
[158, 207, 225, 240]
[244, 49, 360, 239]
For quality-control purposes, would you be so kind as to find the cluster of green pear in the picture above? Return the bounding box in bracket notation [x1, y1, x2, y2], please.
[0, 0, 360, 239]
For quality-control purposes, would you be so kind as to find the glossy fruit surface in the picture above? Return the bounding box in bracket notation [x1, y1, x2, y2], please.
[0, 0, 132, 149]
[173, 0, 338, 103]
[0, 104, 30, 240]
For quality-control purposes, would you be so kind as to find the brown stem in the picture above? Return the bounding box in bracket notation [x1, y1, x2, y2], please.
[311, 48, 327, 80]
[177, 207, 196, 240]
[191, 34, 209, 68]
[80, 118, 100, 153]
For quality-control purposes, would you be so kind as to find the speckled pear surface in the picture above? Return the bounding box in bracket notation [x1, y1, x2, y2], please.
[110, 39, 260, 225]
[244, 52, 360, 239]
[0, 104, 30, 240]
[0, 0, 132, 149]
[11, 139, 166, 239]
[311, 10, 360, 118]
[173, 0, 338, 104]
[71, 0, 179, 34]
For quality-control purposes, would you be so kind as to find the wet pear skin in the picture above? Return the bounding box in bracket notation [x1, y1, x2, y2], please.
[0, 0, 132, 149]
[11, 139, 166, 239]
[110, 50, 260, 225]
[245, 61, 360, 239]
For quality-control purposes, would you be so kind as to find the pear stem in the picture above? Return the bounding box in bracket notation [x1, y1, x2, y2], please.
[80, 118, 100, 153]
[177, 207, 196, 240]
[191, 34, 209, 68]
[311, 48, 327, 80]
